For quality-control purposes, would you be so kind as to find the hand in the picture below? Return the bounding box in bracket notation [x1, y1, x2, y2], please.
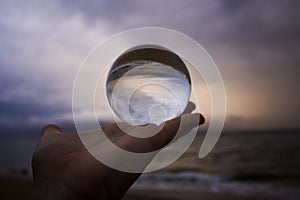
[31, 110, 204, 200]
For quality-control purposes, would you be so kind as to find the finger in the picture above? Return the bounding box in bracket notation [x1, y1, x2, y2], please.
[116, 113, 205, 153]
[148, 113, 205, 150]
[183, 101, 196, 114]
[42, 124, 62, 135]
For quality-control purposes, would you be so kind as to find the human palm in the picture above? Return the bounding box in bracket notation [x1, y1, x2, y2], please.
[31, 112, 204, 200]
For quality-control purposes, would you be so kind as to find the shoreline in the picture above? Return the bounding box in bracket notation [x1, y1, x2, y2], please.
[0, 176, 276, 200]
[123, 187, 275, 200]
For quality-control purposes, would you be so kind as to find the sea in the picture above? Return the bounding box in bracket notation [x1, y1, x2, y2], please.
[0, 129, 299, 199]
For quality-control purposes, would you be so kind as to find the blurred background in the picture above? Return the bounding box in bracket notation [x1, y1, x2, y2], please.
[0, 0, 299, 199]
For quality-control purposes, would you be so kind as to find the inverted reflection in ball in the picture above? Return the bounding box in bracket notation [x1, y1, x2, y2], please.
[106, 61, 190, 125]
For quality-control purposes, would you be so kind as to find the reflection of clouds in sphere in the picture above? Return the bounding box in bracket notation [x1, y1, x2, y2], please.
[129, 84, 179, 125]
[106, 61, 191, 125]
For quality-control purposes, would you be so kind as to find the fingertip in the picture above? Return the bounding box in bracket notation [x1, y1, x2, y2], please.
[180, 113, 205, 128]
[42, 124, 62, 135]
[199, 113, 205, 125]
[183, 102, 196, 114]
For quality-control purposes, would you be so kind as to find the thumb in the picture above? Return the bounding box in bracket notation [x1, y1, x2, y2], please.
[42, 124, 62, 135]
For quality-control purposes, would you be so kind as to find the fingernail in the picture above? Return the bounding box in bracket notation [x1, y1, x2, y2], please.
[199, 114, 205, 125]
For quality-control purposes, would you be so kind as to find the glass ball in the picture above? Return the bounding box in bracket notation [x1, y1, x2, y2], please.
[106, 47, 191, 125]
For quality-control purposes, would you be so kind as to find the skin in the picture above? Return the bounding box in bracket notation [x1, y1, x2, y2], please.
[30, 112, 204, 200]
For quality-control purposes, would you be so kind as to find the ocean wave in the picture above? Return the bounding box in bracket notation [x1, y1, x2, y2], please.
[133, 171, 300, 200]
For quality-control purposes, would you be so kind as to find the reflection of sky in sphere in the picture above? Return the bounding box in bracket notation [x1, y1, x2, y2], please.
[106, 61, 191, 125]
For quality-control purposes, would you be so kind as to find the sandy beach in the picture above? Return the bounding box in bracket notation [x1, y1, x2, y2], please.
[0, 176, 32, 200]
[0, 176, 275, 200]
[123, 188, 273, 200]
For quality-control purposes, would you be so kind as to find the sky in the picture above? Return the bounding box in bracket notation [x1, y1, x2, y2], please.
[0, 0, 299, 133]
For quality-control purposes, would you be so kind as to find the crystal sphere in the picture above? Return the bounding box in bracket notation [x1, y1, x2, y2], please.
[106, 47, 191, 125]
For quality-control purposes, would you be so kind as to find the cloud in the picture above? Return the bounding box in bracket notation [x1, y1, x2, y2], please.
[0, 0, 112, 132]
[0, 0, 299, 132]
[0, 100, 73, 134]
[215, 0, 300, 70]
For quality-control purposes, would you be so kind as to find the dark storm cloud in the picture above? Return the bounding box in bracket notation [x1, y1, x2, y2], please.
[61, 0, 135, 24]
[0, 0, 299, 131]
[0, 100, 72, 133]
[59, 0, 300, 62]
[0, 101, 69, 119]
[197, 0, 298, 74]
[216, 1, 300, 125]
[216, 0, 300, 69]
[0, 68, 23, 92]
[60, 0, 300, 86]
[0, 51, 72, 132]
[58, 0, 213, 33]
[219, 0, 300, 47]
